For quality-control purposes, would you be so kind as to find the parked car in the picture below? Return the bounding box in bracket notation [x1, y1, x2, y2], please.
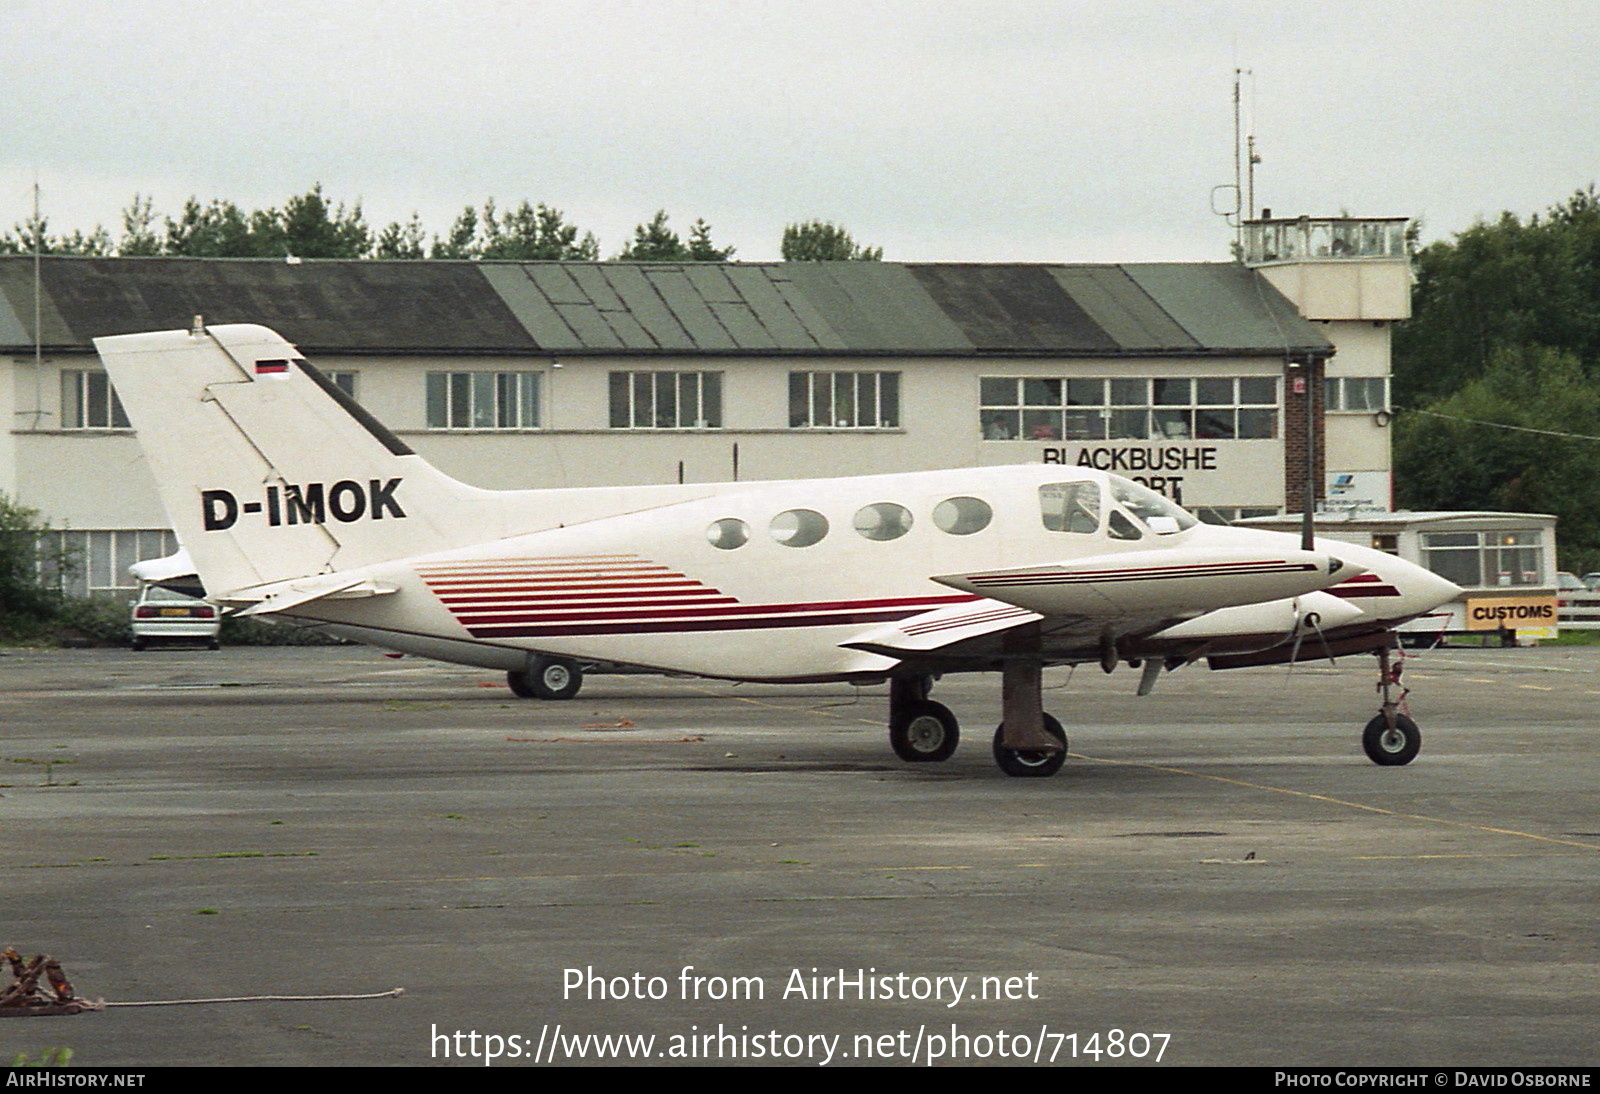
[1582, 573, 1600, 591]
[130, 584, 221, 650]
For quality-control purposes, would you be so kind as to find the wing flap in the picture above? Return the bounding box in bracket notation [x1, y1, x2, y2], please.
[839, 599, 1041, 655]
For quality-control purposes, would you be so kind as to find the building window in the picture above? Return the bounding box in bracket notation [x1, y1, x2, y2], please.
[43, 529, 179, 597]
[1194, 507, 1281, 526]
[326, 371, 359, 400]
[980, 376, 1278, 441]
[61, 371, 130, 429]
[609, 372, 722, 429]
[788, 372, 899, 429]
[425, 372, 541, 429]
[1325, 376, 1388, 413]
[1422, 530, 1543, 588]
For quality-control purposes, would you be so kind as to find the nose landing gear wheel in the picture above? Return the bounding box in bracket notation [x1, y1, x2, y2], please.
[992, 714, 1067, 778]
[889, 700, 959, 762]
[1363, 712, 1420, 766]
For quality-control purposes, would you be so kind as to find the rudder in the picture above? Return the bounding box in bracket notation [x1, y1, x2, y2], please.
[95, 322, 490, 597]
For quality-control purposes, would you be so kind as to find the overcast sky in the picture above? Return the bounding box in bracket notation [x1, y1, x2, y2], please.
[4, 0, 1597, 262]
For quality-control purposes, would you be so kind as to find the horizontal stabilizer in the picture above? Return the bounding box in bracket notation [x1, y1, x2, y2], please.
[230, 574, 399, 617]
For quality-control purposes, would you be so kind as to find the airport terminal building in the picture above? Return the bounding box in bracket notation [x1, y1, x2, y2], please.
[0, 216, 1408, 596]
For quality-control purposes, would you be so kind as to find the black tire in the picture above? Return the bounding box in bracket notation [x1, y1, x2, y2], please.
[530, 656, 583, 700]
[131, 636, 148, 652]
[1363, 712, 1420, 766]
[207, 638, 221, 651]
[506, 669, 536, 698]
[992, 714, 1068, 778]
[889, 699, 959, 762]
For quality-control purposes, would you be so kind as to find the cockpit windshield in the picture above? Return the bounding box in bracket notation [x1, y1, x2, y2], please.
[1039, 482, 1102, 534]
[1108, 477, 1197, 535]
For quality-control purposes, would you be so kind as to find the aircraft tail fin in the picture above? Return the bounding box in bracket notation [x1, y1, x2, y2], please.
[95, 323, 494, 599]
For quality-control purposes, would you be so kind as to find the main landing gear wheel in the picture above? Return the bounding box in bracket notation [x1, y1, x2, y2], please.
[1363, 712, 1420, 766]
[889, 699, 959, 762]
[992, 714, 1067, 778]
[507, 656, 584, 701]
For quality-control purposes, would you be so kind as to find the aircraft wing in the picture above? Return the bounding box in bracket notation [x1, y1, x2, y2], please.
[839, 599, 1041, 658]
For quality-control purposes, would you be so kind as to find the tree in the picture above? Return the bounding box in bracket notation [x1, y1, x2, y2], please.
[157, 187, 373, 258]
[0, 214, 112, 256]
[686, 218, 735, 261]
[615, 210, 733, 261]
[163, 198, 270, 257]
[272, 184, 372, 258]
[375, 214, 428, 259]
[781, 220, 883, 261]
[1395, 345, 1600, 571]
[479, 200, 599, 260]
[0, 492, 61, 639]
[118, 194, 162, 256]
[1395, 187, 1600, 407]
[430, 205, 481, 259]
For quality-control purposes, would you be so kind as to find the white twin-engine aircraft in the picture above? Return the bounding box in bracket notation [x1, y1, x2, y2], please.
[96, 323, 1460, 778]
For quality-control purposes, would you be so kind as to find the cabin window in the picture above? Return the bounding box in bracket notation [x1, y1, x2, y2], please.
[770, 509, 829, 548]
[932, 497, 992, 536]
[1109, 479, 1197, 535]
[1108, 511, 1143, 541]
[60, 371, 131, 429]
[609, 371, 722, 429]
[788, 372, 900, 429]
[853, 502, 913, 542]
[426, 372, 541, 429]
[706, 518, 749, 550]
[1039, 482, 1101, 533]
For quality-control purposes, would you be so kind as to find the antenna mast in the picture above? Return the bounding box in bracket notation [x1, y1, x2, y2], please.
[1214, 68, 1259, 254]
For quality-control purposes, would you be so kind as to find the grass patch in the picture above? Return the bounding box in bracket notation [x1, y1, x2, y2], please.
[1543, 629, 1600, 646]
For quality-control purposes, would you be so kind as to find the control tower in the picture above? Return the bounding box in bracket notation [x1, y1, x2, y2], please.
[1243, 214, 1411, 514]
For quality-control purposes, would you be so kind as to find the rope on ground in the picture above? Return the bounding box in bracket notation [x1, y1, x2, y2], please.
[102, 988, 405, 1008]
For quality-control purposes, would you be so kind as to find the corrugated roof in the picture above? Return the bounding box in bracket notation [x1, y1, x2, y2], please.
[1047, 266, 1198, 352]
[1122, 263, 1312, 353]
[906, 264, 1117, 352]
[0, 273, 32, 346]
[0, 258, 535, 353]
[0, 256, 1332, 358]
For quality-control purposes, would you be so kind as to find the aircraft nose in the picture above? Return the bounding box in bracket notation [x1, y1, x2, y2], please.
[1328, 555, 1366, 580]
[1393, 559, 1462, 613]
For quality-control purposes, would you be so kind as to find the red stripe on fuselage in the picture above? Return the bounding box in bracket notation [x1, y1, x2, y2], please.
[464, 608, 932, 639]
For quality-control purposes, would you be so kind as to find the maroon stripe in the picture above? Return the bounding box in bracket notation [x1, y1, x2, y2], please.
[903, 609, 1032, 635]
[448, 593, 975, 626]
[1324, 586, 1403, 599]
[420, 567, 673, 581]
[976, 559, 1304, 581]
[439, 589, 731, 606]
[974, 564, 1315, 587]
[427, 579, 706, 594]
[466, 608, 925, 638]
